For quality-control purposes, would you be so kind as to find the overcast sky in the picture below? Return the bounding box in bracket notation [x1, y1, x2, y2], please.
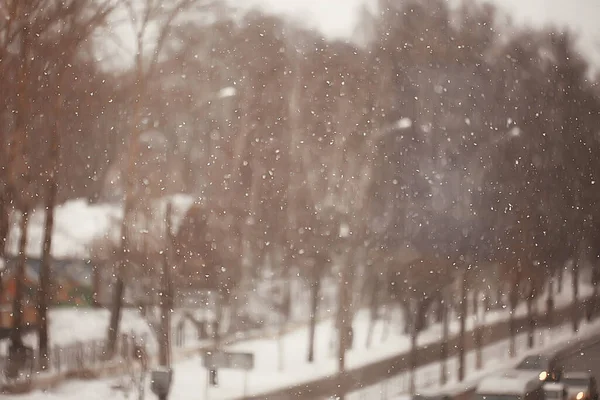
[102, 0, 600, 72]
[232, 0, 600, 68]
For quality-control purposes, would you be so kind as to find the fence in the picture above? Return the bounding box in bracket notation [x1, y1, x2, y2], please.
[0, 306, 331, 393]
[0, 331, 148, 392]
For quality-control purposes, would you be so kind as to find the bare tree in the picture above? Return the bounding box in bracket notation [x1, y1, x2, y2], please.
[34, 0, 116, 370]
[106, 0, 211, 356]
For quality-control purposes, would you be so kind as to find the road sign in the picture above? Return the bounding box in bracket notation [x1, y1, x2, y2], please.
[202, 350, 254, 371]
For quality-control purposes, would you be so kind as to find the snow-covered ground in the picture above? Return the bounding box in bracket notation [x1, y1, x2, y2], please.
[6, 274, 594, 400]
[0, 308, 158, 356]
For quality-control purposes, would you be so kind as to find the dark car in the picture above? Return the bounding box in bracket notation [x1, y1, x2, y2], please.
[514, 354, 563, 382]
[563, 372, 599, 400]
[414, 395, 452, 400]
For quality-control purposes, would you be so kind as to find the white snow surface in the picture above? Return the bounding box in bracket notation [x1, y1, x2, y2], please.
[7, 312, 596, 400]
[0, 308, 158, 356]
[6, 274, 593, 400]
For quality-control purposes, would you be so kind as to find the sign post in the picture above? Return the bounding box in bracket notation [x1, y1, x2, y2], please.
[202, 350, 254, 398]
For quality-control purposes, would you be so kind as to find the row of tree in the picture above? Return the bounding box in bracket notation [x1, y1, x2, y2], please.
[1, 0, 600, 387]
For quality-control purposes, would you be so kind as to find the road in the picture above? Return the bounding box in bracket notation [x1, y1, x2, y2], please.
[455, 335, 600, 400]
[559, 338, 600, 388]
[239, 300, 593, 400]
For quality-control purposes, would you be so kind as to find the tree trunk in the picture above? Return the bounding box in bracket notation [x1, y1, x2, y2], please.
[38, 176, 57, 370]
[284, 268, 293, 322]
[475, 326, 483, 370]
[546, 278, 555, 322]
[415, 297, 430, 334]
[278, 266, 292, 371]
[572, 262, 580, 332]
[11, 210, 30, 347]
[496, 284, 503, 309]
[409, 321, 418, 395]
[434, 294, 444, 324]
[158, 257, 172, 367]
[402, 300, 411, 335]
[9, 6, 31, 350]
[458, 271, 468, 382]
[0, 200, 9, 303]
[527, 296, 534, 348]
[381, 303, 393, 342]
[106, 195, 136, 357]
[277, 304, 285, 371]
[158, 203, 173, 367]
[440, 292, 449, 385]
[37, 92, 61, 370]
[209, 290, 224, 386]
[107, 275, 124, 357]
[336, 253, 351, 400]
[509, 284, 518, 357]
[557, 267, 563, 294]
[92, 263, 101, 308]
[307, 272, 321, 363]
[366, 275, 380, 348]
[591, 266, 600, 319]
[107, 45, 145, 357]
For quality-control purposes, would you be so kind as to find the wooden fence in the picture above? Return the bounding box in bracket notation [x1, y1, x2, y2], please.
[0, 331, 148, 392]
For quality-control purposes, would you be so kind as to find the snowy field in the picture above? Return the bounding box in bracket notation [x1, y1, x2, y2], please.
[6, 277, 595, 400]
[7, 310, 598, 400]
[0, 308, 157, 356]
[0, 269, 588, 353]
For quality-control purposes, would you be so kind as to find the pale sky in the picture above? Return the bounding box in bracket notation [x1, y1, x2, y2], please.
[231, 0, 600, 68]
[100, 0, 600, 72]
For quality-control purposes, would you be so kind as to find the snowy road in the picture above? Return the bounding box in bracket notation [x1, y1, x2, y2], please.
[453, 328, 600, 400]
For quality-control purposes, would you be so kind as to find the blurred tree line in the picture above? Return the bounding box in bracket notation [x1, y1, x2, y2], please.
[1, 0, 600, 383]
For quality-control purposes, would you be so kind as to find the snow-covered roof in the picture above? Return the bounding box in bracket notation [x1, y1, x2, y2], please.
[564, 372, 592, 380]
[139, 129, 168, 151]
[477, 372, 544, 395]
[544, 382, 566, 392]
[7, 194, 196, 259]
